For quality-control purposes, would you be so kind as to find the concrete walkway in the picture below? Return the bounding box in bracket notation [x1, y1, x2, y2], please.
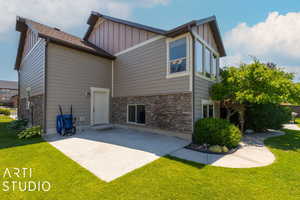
[44, 128, 189, 182]
[171, 130, 285, 168]
[283, 123, 300, 131]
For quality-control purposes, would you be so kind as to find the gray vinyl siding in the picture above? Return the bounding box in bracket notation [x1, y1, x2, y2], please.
[114, 38, 190, 97]
[194, 76, 220, 120]
[46, 43, 112, 130]
[19, 39, 45, 98]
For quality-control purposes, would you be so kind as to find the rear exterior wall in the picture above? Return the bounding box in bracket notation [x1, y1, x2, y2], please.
[46, 43, 112, 133]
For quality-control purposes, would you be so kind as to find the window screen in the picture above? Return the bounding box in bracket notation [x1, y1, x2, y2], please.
[169, 38, 187, 74]
[128, 105, 136, 123]
[128, 105, 145, 124]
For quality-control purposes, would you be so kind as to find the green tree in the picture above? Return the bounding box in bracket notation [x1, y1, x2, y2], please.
[211, 60, 300, 132]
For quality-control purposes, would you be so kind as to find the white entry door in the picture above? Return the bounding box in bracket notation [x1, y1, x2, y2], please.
[92, 89, 109, 125]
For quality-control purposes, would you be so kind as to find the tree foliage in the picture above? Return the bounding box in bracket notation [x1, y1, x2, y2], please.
[211, 60, 300, 131]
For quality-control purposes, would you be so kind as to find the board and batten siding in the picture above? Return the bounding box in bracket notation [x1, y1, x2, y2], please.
[194, 76, 220, 120]
[196, 23, 218, 53]
[88, 19, 157, 55]
[19, 39, 46, 98]
[22, 29, 39, 58]
[46, 43, 112, 131]
[113, 37, 190, 97]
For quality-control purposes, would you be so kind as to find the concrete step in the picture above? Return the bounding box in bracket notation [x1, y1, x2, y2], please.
[90, 124, 114, 131]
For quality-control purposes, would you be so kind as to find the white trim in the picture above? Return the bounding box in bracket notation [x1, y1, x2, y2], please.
[192, 28, 220, 82]
[166, 71, 189, 79]
[126, 104, 146, 125]
[189, 33, 193, 92]
[166, 33, 191, 79]
[195, 72, 218, 83]
[21, 38, 43, 65]
[90, 87, 110, 126]
[111, 61, 114, 97]
[191, 28, 219, 56]
[115, 35, 165, 56]
[201, 99, 214, 118]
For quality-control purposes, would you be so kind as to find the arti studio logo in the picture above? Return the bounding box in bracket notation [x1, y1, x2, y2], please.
[1, 168, 51, 192]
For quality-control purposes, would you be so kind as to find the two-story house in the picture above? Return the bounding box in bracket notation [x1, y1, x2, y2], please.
[0, 80, 18, 107]
[15, 11, 226, 140]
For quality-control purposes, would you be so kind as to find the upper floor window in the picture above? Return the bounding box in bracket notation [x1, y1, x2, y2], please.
[167, 37, 188, 76]
[195, 38, 219, 80]
[212, 54, 218, 79]
[195, 40, 203, 74]
[204, 47, 211, 78]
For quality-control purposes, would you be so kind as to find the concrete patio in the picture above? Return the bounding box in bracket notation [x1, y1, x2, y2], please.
[44, 128, 189, 182]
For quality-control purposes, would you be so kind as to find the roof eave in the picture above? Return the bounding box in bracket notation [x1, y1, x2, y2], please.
[164, 20, 197, 37]
[83, 11, 167, 41]
[15, 17, 28, 70]
[83, 12, 98, 41]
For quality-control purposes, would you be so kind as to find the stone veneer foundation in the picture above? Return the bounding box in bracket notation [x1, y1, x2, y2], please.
[112, 92, 192, 134]
[19, 94, 44, 127]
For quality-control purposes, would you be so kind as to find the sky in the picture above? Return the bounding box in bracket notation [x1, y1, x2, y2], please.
[0, 0, 300, 81]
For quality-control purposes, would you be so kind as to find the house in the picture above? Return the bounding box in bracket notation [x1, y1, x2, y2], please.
[0, 80, 18, 107]
[15, 11, 226, 140]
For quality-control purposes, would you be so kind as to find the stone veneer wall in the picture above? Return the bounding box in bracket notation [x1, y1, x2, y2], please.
[112, 92, 192, 134]
[19, 94, 44, 128]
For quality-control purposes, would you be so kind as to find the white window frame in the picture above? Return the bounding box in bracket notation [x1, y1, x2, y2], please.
[166, 33, 191, 79]
[191, 28, 220, 82]
[202, 99, 214, 118]
[127, 104, 146, 125]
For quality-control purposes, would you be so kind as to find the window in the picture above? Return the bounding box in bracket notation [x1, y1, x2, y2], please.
[202, 100, 214, 118]
[194, 38, 219, 80]
[128, 105, 136, 123]
[195, 40, 203, 74]
[212, 54, 218, 79]
[204, 47, 211, 78]
[168, 37, 187, 74]
[127, 104, 145, 124]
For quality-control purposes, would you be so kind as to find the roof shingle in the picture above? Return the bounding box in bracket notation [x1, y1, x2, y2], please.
[0, 80, 18, 90]
[15, 17, 115, 69]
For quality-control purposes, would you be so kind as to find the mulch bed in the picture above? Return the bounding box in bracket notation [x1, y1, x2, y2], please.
[185, 143, 241, 155]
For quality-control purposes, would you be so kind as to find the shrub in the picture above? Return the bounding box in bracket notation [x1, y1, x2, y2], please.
[18, 126, 42, 139]
[8, 119, 28, 131]
[194, 118, 242, 149]
[246, 104, 292, 132]
[0, 108, 11, 116]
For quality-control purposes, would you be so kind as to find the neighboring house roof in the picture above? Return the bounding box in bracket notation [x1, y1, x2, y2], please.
[15, 17, 115, 69]
[0, 80, 18, 90]
[84, 12, 226, 57]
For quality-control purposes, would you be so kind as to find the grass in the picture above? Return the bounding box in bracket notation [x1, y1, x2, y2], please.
[295, 118, 300, 127]
[0, 116, 300, 199]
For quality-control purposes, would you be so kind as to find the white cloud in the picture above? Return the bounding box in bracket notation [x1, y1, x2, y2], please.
[223, 12, 300, 81]
[0, 0, 170, 36]
[225, 12, 300, 60]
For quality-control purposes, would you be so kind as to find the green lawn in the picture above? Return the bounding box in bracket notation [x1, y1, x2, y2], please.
[0, 116, 300, 200]
[295, 118, 300, 127]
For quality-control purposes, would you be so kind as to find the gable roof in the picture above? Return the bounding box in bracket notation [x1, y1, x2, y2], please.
[15, 17, 115, 70]
[0, 80, 18, 90]
[84, 12, 226, 57]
